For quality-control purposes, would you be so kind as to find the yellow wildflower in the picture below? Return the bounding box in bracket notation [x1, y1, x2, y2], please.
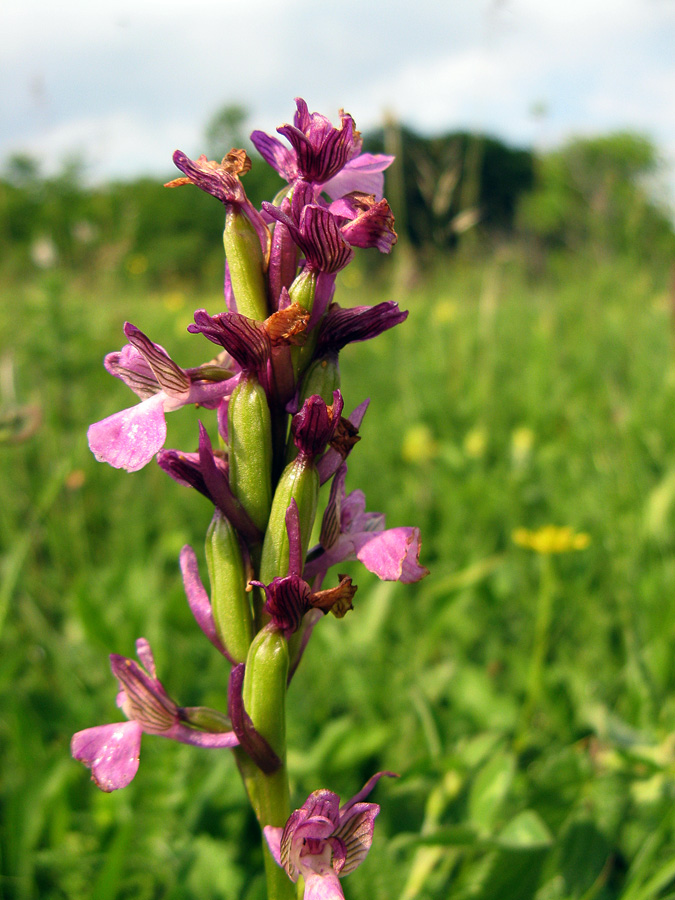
[432, 299, 459, 324]
[163, 290, 185, 312]
[126, 253, 148, 276]
[401, 424, 438, 464]
[511, 426, 535, 467]
[464, 427, 487, 459]
[512, 525, 590, 554]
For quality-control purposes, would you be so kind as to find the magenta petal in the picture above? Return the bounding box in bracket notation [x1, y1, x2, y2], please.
[179, 545, 230, 658]
[134, 637, 156, 678]
[322, 154, 394, 201]
[250, 131, 298, 182]
[340, 771, 397, 815]
[332, 804, 379, 876]
[352, 527, 429, 583]
[263, 826, 284, 866]
[88, 393, 167, 472]
[304, 871, 345, 900]
[316, 402, 369, 484]
[167, 722, 239, 749]
[71, 721, 142, 792]
[104, 343, 159, 399]
[285, 499, 303, 577]
[227, 664, 281, 772]
[123, 322, 190, 400]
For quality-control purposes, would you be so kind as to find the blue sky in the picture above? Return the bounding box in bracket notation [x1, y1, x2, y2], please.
[2, 0, 675, 196]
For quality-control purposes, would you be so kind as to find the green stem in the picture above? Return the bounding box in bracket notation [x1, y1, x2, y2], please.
[517, 553, 554, 746]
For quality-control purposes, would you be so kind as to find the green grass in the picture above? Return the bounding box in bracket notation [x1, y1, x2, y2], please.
[2, 250, 675, 899]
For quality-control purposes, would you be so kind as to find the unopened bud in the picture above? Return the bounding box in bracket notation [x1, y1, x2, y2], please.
[259, 458, 319, 583]
[243, 628, 289, 758]
[298, 355, 341, 406]
[228, 376, 273, 533]
[241, 628, 291, 837]
[288, 267, 317, 313]
[286, 357, 341, 465]
[206, 511, 253, 664]
[223, 206, 269, 321]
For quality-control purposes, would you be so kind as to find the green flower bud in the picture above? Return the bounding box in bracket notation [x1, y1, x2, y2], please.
[286, 356, 341, 465]
[243, 628, 289, 759]
[228, 376, 273, 533]
[288, 267, 317, 313]
[206, 511, 253, 664]
[259, 458, 319, 582]
[289, 270, 320, 379]
[223, 207, 268, 322]
[299, 355, 341, 406]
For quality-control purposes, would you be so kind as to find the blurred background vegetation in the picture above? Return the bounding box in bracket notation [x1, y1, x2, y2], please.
[2, 106, 675, 900]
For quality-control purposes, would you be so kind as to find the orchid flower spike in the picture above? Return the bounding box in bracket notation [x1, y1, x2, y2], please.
[71, 639, 238, 791]
[264, 772, 397, 900]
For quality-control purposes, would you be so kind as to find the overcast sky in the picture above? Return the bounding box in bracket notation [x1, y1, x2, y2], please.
[2, 0, 675, 193]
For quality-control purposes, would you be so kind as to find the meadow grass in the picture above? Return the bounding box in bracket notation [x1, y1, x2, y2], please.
[2, 250, 675, 899]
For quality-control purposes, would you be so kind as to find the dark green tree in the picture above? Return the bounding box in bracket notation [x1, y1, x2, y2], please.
[517, 132, 675, 262]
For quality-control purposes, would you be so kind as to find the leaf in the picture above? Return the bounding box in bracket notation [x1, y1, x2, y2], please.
[495, 810, 553, 849]
[390, 824, 481, 851]
[468, 748, 516, 834]
[560, 819, 611, 900]
[643, 467, 675, 539]
[474, 846, 550, 900]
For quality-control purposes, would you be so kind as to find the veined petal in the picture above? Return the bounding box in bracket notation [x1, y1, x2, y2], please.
[252, 574, 312, 636]
[277, 100, 357, 184]
[285, 499, 303, 577]
[299, 205, 354, 273]
[104, 343, 159, 399]
[319, 466, 346, 549]
[111, 653, 177, 733]
[292, 391, 344, 460]
[297, 790, 341, 829]
[123, 323, 191, 400]
[332, 804, 379, 876]
[264, 199, 354, 275]
[88, 393, 167, 472]
[340, 199, 397, 253]
[168, 150, 249, 203]
[189, 310, 271, 375]
[316, 302, 408, 355]
[316, 401, 369, 485]
[71, 721, 142, 792]
[250, 131, 298, 182]
[134, 637, 156, 678]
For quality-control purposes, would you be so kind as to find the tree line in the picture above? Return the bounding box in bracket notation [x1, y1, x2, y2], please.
[1, 120, 673, 289]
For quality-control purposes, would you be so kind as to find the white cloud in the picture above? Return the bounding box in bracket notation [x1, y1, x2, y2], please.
[7, 111, 197, 182]
[1, 0, 674, 185]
